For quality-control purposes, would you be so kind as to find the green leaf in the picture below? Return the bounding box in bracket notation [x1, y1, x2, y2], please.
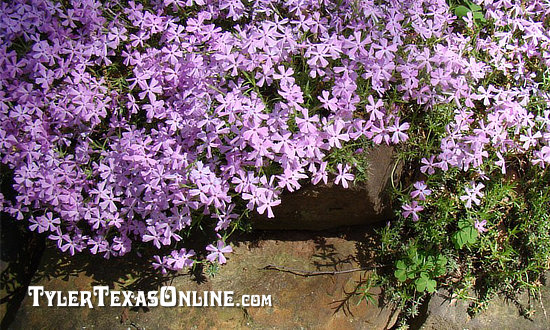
[396, 260, 407, 270]
[457, 218, 470, 229]
[436, 255, 448, 268]
[453, 225, 478, 249]
[467, 1, 482, 12]
[415, 275, 428, 292]
[473, 11, 486, 22]
[433, 256, 447, 276]
[454, 5, 470, 18]
[425, 260, 435, 270]
[426, 279, 437, 293]
[395, 269, 407, 282]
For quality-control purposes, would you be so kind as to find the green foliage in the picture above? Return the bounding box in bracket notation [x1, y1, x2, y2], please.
[394, 246, 447, 293]
[373, 109, 550, 325]
[356, 272, 379, 306]
[452, 219, 478, 249]
[450, 0, 487, 27]
[365, 1, 550, 318]
[373, 127, 550, 327]
[204, 262, 220, 278]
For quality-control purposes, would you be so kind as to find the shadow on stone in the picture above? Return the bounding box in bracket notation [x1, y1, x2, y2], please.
[251, 145, 401, 230]
[0, 214, 45, 329]
[8, 224, 402, 329]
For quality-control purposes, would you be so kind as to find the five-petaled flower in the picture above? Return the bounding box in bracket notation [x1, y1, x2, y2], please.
[410, 181, 432, 201]
[334, 163, 354, 188]
[206, 240, 233, 264]
[474, 219, 488, 233]
[402, 201, 424, 221]
[460, 182, 485, 208]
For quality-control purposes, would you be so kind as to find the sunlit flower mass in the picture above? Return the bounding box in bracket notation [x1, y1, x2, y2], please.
[0, 0, 549, 272]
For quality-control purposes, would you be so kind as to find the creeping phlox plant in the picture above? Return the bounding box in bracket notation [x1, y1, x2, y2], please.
[0, 0, 549, 310]
[373, 1, 550, 323]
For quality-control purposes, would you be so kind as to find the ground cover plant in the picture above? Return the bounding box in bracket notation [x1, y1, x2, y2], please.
[0, 0, 549, 326]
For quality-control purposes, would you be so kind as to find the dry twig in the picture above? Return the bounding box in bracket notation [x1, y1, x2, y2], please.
[261, 264, 373, 277]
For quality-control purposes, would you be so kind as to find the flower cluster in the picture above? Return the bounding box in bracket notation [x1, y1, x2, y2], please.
[1, 0, 549, 272]
[396, 0, 550, 223]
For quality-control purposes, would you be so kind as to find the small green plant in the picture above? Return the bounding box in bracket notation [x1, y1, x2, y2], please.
[356, 272, 379, 306]
[394, 247, 448, 293]
[453, 1, 486, 24]
[452, 219, 478, 249]
[204, 262, 220, 278]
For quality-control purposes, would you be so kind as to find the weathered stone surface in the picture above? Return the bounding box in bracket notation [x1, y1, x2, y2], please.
[252, 145, 401, 230]
[9, 229, 399, 329]
[419, 281, 550, 330]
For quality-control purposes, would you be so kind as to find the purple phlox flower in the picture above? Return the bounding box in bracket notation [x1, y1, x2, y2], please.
[324, 119, 350, 149]
[142, 225, 163, 248]
[272, 131, 294, 155]
[112, 236, 132, 256]
[402, 201, 424, 221]
[495, 151, 506, 174]
[311, 161, 328, 185]
[474, 219, 488, 233]
[28, 216, 48, 233]
[47, 228, 66, 249]
[138, 78, 163, 102]
[532, 146, 550, 168]
[318, 90, 339, 112]
[231, 171, 259, 194]
[365, 95, 385, 121]
[91, 181, 119, 213]
[278, 81, 304, 105]
[255, 66, 274, 87]
[420, 155, 437, 175]
[306, 43, 331, 68]
[476, 85, 496, 106]
[410, 181, 432, 201]
[152, 255, 170, 274]
[273, 65, 295, 86]
[108, 213, 124, 229]
[387, 118, 410, 144]
[60, 235, 85, 256]
[168, 248, 195, 270]
[277, 167, 308, 192]
[372, 38, 397, 60]
[214, 205, 238, 231]
[334, 163, 354, 188]
[371, 120, 390, 145]
[350, 119, 373, 140]
[41, 212, 61, 232]
[460, 182, 485, 208]
[256, 190, 281, 218]
[205, 240, 233, 264]
[342, 30, 371, 60]
[519, 128, 542, 150]
[476, 170, 490, 181]
[88, 237, 109, 255]
[242, 186, 262, 210]
[295, 109, 319, 134]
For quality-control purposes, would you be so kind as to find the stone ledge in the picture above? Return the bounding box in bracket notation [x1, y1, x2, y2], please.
[252, 145, 401, 230]
[9, 230, 399, 329]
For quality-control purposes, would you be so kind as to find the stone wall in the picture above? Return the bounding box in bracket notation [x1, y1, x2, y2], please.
[252, 145, 400, 230]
